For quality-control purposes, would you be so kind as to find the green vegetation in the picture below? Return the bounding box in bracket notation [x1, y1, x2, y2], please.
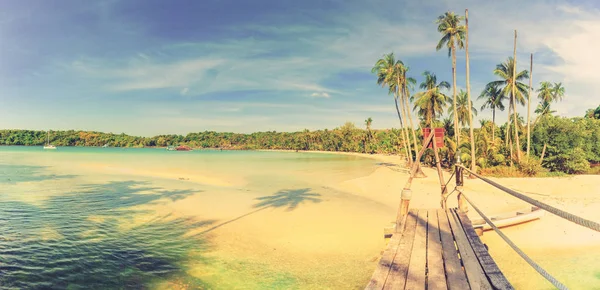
[1, 111, 599, 176]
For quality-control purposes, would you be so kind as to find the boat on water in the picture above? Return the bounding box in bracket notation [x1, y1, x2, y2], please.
[43, 131, 57, 150]
[102, 143, 109, 148]
[175, 145, 192, 151]
[166, 145, 176, 151]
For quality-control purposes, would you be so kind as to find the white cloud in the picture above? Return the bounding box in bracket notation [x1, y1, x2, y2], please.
[62, 0, 600, 129]
[311, 92, 330, 98]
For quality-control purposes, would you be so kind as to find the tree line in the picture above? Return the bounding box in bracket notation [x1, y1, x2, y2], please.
[369, 10, 594, 176]
[1, 107, 599, 175]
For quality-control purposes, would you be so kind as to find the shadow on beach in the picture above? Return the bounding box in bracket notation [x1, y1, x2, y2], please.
[0, 179, 214, 289]
[197, 188, 322, 235]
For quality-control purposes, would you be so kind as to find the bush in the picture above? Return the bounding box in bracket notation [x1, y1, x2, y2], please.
[518, 156, 543, 177]
[545, 147, 591, 174]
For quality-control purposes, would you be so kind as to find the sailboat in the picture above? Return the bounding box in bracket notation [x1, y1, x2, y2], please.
[43, 131, 57, 150]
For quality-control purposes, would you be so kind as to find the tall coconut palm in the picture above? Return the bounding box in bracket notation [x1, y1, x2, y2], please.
[413, 71, 451, 128]
[448, 90, 478, 129]
[372, 53, 413, 164]
[436, 11, 466, 146]
[484, 57, 529, 158]
[478, 83, 506, 141]
[537, 81, 554, 104]
[553, 82, 565, 102]
[399, 67, 426, 176]
[465, 8, 476, 173]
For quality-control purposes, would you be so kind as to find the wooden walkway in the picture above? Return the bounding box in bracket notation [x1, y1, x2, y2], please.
[366, 208, 513, 290]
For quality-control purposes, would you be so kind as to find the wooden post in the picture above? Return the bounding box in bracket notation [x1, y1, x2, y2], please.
[431, 131, 447, 208]
[455, 152, 468, 213]
[396, 131, 435, 232]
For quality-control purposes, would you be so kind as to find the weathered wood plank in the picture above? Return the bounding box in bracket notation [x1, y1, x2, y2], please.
[366, 209, 416, 290]
[438, 209, 470, 290]
[456, 210, 514, 290]
[383, 209, 418, 290]
[449, 209, 492, 290]
[404, 210, 428, 290]
[365, 234, 402, 290]
[427, 209, 448, 290]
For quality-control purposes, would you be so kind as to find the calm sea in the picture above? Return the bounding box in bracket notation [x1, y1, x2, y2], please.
[0, 146, 382, 289]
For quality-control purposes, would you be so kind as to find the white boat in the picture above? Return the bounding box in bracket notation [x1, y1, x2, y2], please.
[43, 131, 57, 150]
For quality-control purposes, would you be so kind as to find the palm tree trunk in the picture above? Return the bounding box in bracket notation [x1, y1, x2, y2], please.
[394, 96, 412, 165]
[506, 104, 511, 147]
[397, 78, 414, 165]
[465, 9, 476, 173]
[492, 108, 496, 141]
[527, 53, 533, 157]
[540, 143, 547, 165]
[452, 44, 460, 146]
[512, 30, 521, 163]
[403, 85, 426, 177]
[509, 137, 514, 167]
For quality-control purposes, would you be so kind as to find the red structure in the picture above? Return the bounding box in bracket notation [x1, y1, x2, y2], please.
[422, 128, 445, 148]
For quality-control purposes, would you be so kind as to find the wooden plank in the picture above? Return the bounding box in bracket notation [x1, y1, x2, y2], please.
[427, 209, 447, 290]
[438, 209, 470, 290]
[366, 209, 417, 290]
[383, 209, 418, 290]
[404, 209, 428, 290]
[366, 234, 402, 289]
[448, 209, 492, 290]
[456, 210, 514, 290]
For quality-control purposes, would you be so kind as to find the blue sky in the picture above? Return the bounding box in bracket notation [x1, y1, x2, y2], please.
[0, 0, 598, 136]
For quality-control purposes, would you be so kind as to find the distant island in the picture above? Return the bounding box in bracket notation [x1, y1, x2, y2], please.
[1, 111, 599, 176]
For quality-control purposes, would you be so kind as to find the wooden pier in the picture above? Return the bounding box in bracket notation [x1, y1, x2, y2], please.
[366, 208, 512, 290]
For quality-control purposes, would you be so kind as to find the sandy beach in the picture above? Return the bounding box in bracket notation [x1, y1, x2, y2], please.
[129, 150, 600, 288]
[3, 148, 598, 289]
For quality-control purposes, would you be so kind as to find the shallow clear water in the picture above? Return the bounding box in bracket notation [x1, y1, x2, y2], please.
[0, 146, 381, 289]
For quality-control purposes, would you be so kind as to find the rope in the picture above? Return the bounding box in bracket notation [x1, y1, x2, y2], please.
[459, 191, 569, 290]
[457, 165, 600, 233]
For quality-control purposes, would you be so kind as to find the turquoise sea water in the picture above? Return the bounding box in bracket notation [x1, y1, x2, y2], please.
[0, 146, 382, 289]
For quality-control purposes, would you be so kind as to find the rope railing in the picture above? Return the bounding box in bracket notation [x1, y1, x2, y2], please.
[452, 157, 600, 289]
[456, 164, 600, 233]
[458, 190, 569, 290]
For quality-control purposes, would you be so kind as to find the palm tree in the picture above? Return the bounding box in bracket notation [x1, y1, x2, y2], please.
[484, 57, 529, 162]
[448, 90, 478, 129]
[537, 81, 554, 104]
[364, 117, 373, 153]
[399, 66, 426, 176]
[413, 71, 451, 128]
[436, 11, 466, 146]
[465, 8, 476, 173]
[478, 83, 506, 141]
[372, 53, 413, 164]
[553, 82, 565, 102]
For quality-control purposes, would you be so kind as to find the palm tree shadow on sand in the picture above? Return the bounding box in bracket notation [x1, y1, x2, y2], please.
[198, 188, 322, 235]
